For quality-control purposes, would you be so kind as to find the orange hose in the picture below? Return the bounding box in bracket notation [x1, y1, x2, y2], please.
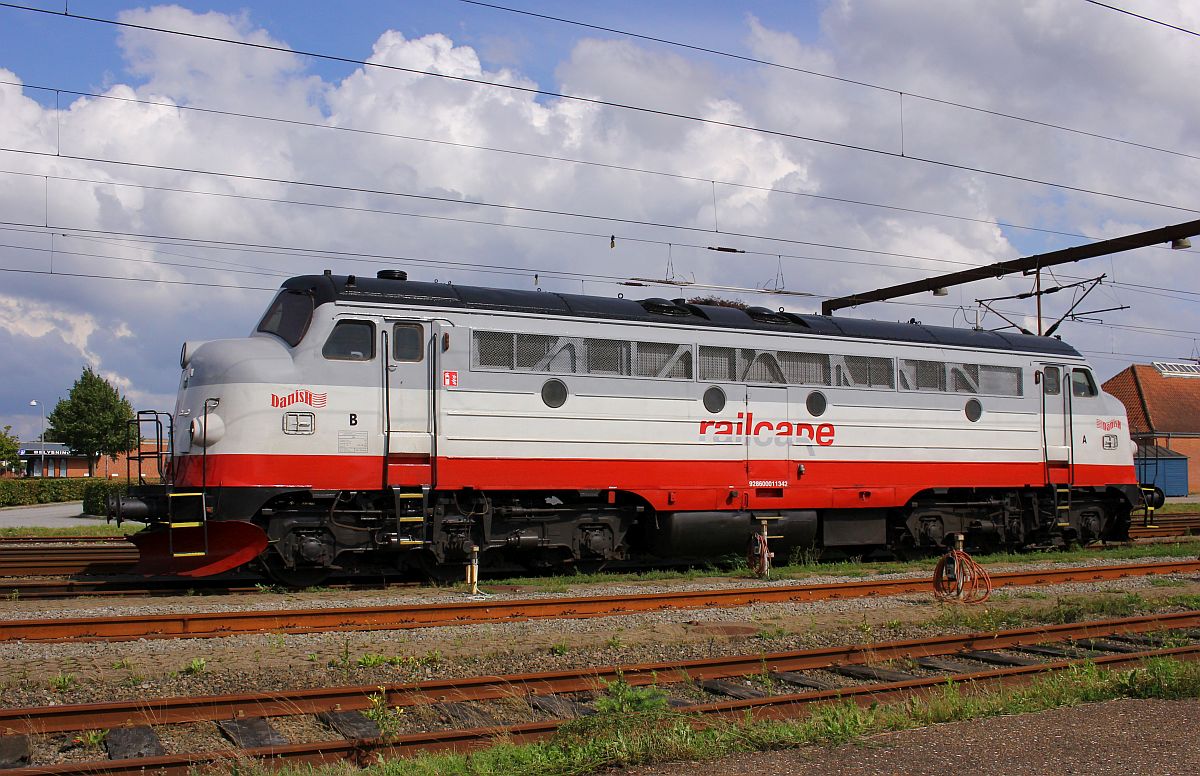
[933, 548, 993, 604]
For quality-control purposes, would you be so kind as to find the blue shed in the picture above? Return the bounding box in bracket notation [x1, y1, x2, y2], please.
[1134, 444, 1189, 497]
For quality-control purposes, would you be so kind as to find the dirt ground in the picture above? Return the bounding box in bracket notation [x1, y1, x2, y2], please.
[614, 698, 1200, 776]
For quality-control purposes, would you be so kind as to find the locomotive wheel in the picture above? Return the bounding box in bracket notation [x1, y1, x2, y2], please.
[262, 556, 332, 588]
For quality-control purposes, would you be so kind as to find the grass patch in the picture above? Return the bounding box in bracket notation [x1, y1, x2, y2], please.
[476, 538, 1200, 591]
[243, 657, 1200, 776]
[931, 592, 1157, 631]
[0, 524, 138, 537]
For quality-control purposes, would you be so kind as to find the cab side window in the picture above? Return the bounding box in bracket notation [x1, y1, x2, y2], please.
[1043, 366, 1061, 396]
[322, 320, 376, 361]
[1071, 368, 1098, 398]
[393, 324, 424, 362]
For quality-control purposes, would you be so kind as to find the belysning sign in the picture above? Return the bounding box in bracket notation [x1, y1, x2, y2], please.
[19, 448, 63, 456]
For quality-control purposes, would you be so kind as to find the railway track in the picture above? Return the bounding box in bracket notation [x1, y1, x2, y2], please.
[2, 559, 1199, 644]
[2, 611, 1198, 773]
[1, 512, 1197, 578]
[1130, 513, 1200, 538]
[0, 546, 139, 576]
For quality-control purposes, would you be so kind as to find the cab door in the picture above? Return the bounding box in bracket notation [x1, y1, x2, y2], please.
[383, 320, 434, 487]
[1041, 364, 1073, 484]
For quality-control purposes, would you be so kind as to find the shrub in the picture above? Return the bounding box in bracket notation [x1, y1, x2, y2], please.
[82, 480, 129, 516]
[0, 478, 93, 508]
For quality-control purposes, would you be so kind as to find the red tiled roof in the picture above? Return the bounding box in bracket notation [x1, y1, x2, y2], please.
[1103, 364, 1200, 434]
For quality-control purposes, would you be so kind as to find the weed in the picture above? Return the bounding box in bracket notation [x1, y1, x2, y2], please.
[884, 619, 903, 630]
[753, 625, 787, 641]
[549, 642, 570, 656]
[1149, 577, 1188, 588]
[266, 633, 286, 650]
[357, 653, 389, 668]
[1166, 594, 1200, 609]
[605, 634, 625, 650]
[49, 672, 76, 692]
[363, 687, 405, 737]
[6, 590, 18, 601]
[786, 543, 823, 567]
[1050, 593, 1145, 623]
[112, 658, 133, 671]
[592, 676, 669, 715]
[253, 582, 284, 594]
[72, 730, 107, 748]
[328, 638, 354, 674]
[306, 653, 320, 662]
[182, 657, 207, 675]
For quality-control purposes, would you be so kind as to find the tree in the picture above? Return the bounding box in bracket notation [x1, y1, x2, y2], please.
[47, 367, 135, 476]
[0, 425, 18, 474]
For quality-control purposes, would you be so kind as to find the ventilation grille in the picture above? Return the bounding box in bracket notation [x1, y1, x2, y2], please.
[899, 360, 1023, 396]
[697, 347, 892, 388]
[473, 331, 693, 379]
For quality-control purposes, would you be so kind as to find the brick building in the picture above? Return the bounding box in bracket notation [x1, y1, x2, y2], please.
[1103, 362, 1200, 495]
[17, 440, 166, 479]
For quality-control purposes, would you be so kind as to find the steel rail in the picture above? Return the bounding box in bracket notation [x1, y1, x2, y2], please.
[0, 536, 132, 545]
[0, 546, 138, 576]
[3, 610, 1199, 736]
[7, 640, 1200, 775]
[2, 559, 1198, 644]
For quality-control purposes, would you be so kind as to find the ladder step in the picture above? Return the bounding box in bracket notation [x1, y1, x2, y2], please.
[172, 551, 207, 558]
[397, 540, 426, 546]
[396, 517, 425, 523]
[169, 522, 205, 528]
[168, 492, 205, 498]
[395, 493, 424, 499]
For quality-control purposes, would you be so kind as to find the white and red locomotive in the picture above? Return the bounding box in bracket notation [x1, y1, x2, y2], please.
[113, 270, 1151, 583]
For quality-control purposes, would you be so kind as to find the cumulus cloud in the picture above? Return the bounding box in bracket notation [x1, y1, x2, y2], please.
[1, 1, 1199, 438]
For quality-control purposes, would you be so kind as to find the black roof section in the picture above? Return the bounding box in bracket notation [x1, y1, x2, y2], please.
[279, 272, 1081, 357]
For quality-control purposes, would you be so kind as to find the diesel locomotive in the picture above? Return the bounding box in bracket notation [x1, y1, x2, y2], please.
[112, 270, 1151, 584]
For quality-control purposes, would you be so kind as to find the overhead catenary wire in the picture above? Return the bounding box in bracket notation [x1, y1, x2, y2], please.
[4, 78, 1195, 253]
[1, 4, 1198, 216]
[1081, 0, 1200, 38]
[2, 4, 1190, 362]
[3, 146, 1019, 266]
[460, 0, 1200, 163]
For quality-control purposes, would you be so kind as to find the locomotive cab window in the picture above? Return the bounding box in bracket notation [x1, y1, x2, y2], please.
[1042, 366, 1061, 396]
[322, 320, 376, 361]
[256, 290, 313, 347]
[1071, 368, 1098, 398]
[392, 324, 424, 362]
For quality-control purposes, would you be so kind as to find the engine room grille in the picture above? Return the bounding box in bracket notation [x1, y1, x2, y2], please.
[898, 359, 1023, 396]
[472, 331, 693, 379]
[700, 347, 829, 385]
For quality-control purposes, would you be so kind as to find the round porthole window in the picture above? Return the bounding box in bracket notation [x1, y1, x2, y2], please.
[703, 386, 726, 413]
[965, 398, 983, 422]
[541, 378, 568, 408]
[806, 391, 827, 417]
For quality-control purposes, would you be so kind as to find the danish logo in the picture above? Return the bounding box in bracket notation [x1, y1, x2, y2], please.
[271, 389, 327, 408]
[1095, 419, 1122, 431]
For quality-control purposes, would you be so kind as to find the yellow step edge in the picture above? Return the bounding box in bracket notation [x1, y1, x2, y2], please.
[169, 492, 205, 498]
[172, 551, 207, 557]
[396, 517, 425, 523]
[395, 494, 424, 499]
[397, 540, 426, 546]
[169, 522, 204, 528]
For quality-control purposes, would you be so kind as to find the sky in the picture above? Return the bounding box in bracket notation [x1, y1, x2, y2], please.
[1, 0, 1199, 441]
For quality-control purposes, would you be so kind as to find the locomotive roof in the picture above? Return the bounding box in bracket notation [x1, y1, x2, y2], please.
[280, 273, 1081, 358]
